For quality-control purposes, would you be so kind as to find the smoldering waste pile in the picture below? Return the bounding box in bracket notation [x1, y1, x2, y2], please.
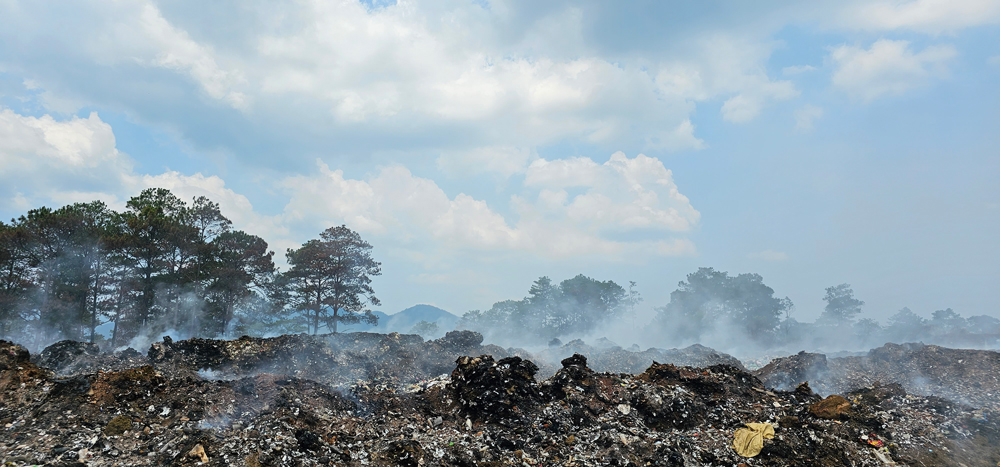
[2, 334, 999, 466]
[755, 343, 1000, 411]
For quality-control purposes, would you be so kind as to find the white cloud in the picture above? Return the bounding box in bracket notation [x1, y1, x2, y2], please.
[749, 249, 788, 261]
[830, 39, 956, 102]
[436, 146, 536, 178]
[0, 107, 133, 210]
[721, 94, 762, 123]
[0, 107, 283, 247]
[657, 119, 707, 151]
[794, 104, 824, 131]
[654, 36, 799, 125]
[989, 55, 1000, 67]
[137, 5, 249, 110]
[524, 157, 604, 188]
[282, 152, 699, 259]
[524, 152, 700, 233]
[837, 0, 1000, 34]
[0, 1, 811, 157]
[719, 83, 799, 124]
[782, 65, 817, 75]
[282, 162, 521, 251]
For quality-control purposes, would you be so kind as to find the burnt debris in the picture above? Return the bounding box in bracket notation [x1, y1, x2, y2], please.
[2, 335, 1000, 466]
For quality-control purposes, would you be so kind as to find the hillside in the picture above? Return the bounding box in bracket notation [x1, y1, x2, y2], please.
[341, 304, 459, 337]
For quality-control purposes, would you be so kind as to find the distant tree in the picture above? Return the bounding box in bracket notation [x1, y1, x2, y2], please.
[286, 225, 381, 334]
[459, 274, 627, 343]
[626, 281, 642, 331]
[886, 307, 926, 342]
[553, 274, 626, 336]
[819, 284, 864, 324]
[185, 196, 232, 289]
[967, 315, 1000, 334]
[0, 221, 35, 339]
[16, 202, 117, 342]
[655, 267, 732, 340]
[459, 299, 518, 333]
[654, 267, 791, 344]
[116, 188, 191, 336]
[930, 308, 965, 331]
[409, 320, 440, 338]
[231, 272, 305, 337]
[728, 273, 791, 342]
[206, 230, 275, 334]
[854, 318, 883, 346]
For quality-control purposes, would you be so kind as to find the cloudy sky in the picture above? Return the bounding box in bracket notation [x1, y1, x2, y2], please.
[1, 0, 998, 323]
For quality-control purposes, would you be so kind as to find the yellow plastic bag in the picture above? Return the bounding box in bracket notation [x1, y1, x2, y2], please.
[732, 422, 775, 457]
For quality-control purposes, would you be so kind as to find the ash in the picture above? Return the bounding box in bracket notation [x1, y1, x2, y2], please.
[2, 333, 999, 466]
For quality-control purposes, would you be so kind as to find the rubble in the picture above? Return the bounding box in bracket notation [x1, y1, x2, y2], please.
[755, 342, 1000, 410]
[537, 340, 747, 376]
[2, 336, 1000, 466]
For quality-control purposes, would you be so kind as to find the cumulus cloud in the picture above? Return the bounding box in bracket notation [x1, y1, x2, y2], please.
[830, 39, 956, 102]
[135, 4, 249, 110]
[0, 107, 282, 247]
[794, 104, 824, 131]
[0, 107, 133, 210]
[654, 36, 799, 125]
[836, 0, 1000, 34]
[281, 163, 521, 250]
[282, 152, 699, 259]
[524, 152, 700, 232]
[436, 146, 536, 178]
[0, 1, 812, 162]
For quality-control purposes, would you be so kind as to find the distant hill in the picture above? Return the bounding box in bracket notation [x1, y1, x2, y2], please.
[339, 305, 460, 337]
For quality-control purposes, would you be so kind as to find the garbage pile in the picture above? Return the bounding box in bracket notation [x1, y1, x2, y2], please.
[537, 339, 746, 376]
[755, 343, 1000, 411]
[2, 335, 1000, 466]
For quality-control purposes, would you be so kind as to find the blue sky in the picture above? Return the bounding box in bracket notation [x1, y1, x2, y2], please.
[1, 0, 997, 324]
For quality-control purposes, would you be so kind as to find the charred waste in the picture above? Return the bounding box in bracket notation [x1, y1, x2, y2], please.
[2, 331, 1000, 466]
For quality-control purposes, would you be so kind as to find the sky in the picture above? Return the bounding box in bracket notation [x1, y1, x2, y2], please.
[0, 0, 998, 324]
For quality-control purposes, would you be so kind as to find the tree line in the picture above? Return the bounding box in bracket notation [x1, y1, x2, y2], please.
[0, 188, 381, 350]
[4, 189, 993, 353]
[652, 267, 1000, 351]
[458, 275, 634, 344]
[458, 266, 1000, 351]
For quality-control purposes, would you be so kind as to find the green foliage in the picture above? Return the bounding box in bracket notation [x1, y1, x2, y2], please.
[820, 283, 864, 324]
[885, 307, 926, 342]
[654, 267, 792, 344]
[408, 320, 440, 338]
[460, 274, 626, 343]
[286, 225, 381, 334]
[0, 188, 295, 347]
[206, 230, 275, 334]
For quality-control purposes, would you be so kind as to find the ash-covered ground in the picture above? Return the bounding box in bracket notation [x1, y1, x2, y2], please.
[2, 332, 1000, 466]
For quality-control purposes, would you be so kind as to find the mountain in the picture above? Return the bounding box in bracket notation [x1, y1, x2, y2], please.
[339, 305, 460, 337]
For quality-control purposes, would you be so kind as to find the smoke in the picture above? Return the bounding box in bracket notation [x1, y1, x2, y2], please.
[116, 286, 209, 354]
